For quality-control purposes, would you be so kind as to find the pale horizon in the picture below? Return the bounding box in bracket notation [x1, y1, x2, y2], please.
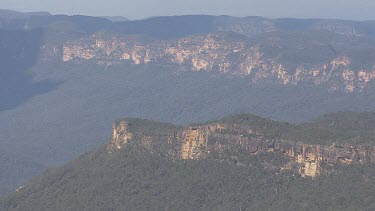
[0, 0, 374, 21]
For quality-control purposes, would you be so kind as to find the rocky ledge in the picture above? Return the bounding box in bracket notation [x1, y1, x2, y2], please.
[107, 115, 375, 177]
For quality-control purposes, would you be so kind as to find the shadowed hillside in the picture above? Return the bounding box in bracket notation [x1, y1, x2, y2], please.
[1, 112, 375, 210]
[0, 29, 57, 111]
[2, 10, 375, 198]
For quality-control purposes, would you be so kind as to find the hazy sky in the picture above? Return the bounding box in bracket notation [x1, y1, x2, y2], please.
[0, 0, 374, 20]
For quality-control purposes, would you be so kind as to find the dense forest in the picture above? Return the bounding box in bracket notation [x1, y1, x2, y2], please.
[1, 146, 374, 210]
[4, 10, 375, 198]
[1, 112, 375, 210]
[203, 111, 375, 145]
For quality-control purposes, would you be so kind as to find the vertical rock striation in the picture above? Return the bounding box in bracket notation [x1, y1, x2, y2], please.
[108, 119, 375, 177]
[55, 32, 375, 92]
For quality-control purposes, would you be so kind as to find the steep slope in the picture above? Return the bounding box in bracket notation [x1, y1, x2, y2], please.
[1, 112, 375, 210]
[2, 60, 375, 197]
[4, 12, 375, 198]
[0, 150, 45, 197]
[257, 165, 375, 210]
[107, 113, 375, 177]
[0, 146, 293, 210]
[0, 28, 57, 111]
[56, 30, 375, 92]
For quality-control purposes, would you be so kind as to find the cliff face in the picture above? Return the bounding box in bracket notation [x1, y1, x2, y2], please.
[179, 124, 375, 177]
[56, 32, 375, 93]
[6, 13, 375, 94]
[109, 120, 133, 150]
[108, 119, 375, 177]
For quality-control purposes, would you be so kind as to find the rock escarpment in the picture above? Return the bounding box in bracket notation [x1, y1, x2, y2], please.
[34, 15, 375, 93]
[57, 32, 375, 93]
[108, 116, 375, 177]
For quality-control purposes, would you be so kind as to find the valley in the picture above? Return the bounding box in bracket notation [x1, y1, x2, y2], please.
[1, 112, 374, 210]
[1, 10, 375, 203]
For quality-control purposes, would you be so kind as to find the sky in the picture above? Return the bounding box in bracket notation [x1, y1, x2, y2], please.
[0, 0, 374, 20]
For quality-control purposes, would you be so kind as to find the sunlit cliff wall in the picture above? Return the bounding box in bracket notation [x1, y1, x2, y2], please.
[108, 120, 375, 177]
[57, 33, 375, 93]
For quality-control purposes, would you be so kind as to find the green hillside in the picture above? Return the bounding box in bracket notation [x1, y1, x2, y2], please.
[1, 112, 375, 210]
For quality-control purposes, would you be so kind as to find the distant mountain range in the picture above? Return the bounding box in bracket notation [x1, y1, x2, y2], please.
[1, 9, 375, 199]
[1, 112, 374, 210]
[3, 10, 375, 92]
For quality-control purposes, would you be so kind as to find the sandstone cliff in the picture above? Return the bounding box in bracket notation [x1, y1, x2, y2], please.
[55, 32, 375, 93]
[107, 116, 375, 177]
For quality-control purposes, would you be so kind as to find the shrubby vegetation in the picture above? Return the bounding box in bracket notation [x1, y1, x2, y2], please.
[0, 146, 291, 210]
[257, 164, 375, 211]
[1, 141, 374, 210]
[0, 151, 45, 196]
[215, 112, 375, 145]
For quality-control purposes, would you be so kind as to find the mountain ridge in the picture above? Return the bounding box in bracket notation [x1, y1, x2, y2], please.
[108, 112, 375, 177]
[1, 112, 375, 210]
[3, 9, 375, 199]
[55, 30, 375, 92]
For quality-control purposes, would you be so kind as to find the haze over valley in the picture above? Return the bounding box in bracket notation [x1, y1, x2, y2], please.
[0, 5, 375, 210]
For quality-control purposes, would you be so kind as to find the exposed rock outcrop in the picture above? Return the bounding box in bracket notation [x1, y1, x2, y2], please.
[57, 33, 375, 93]
[108, 120, 133, 150]
[108, 119, 375, 177]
